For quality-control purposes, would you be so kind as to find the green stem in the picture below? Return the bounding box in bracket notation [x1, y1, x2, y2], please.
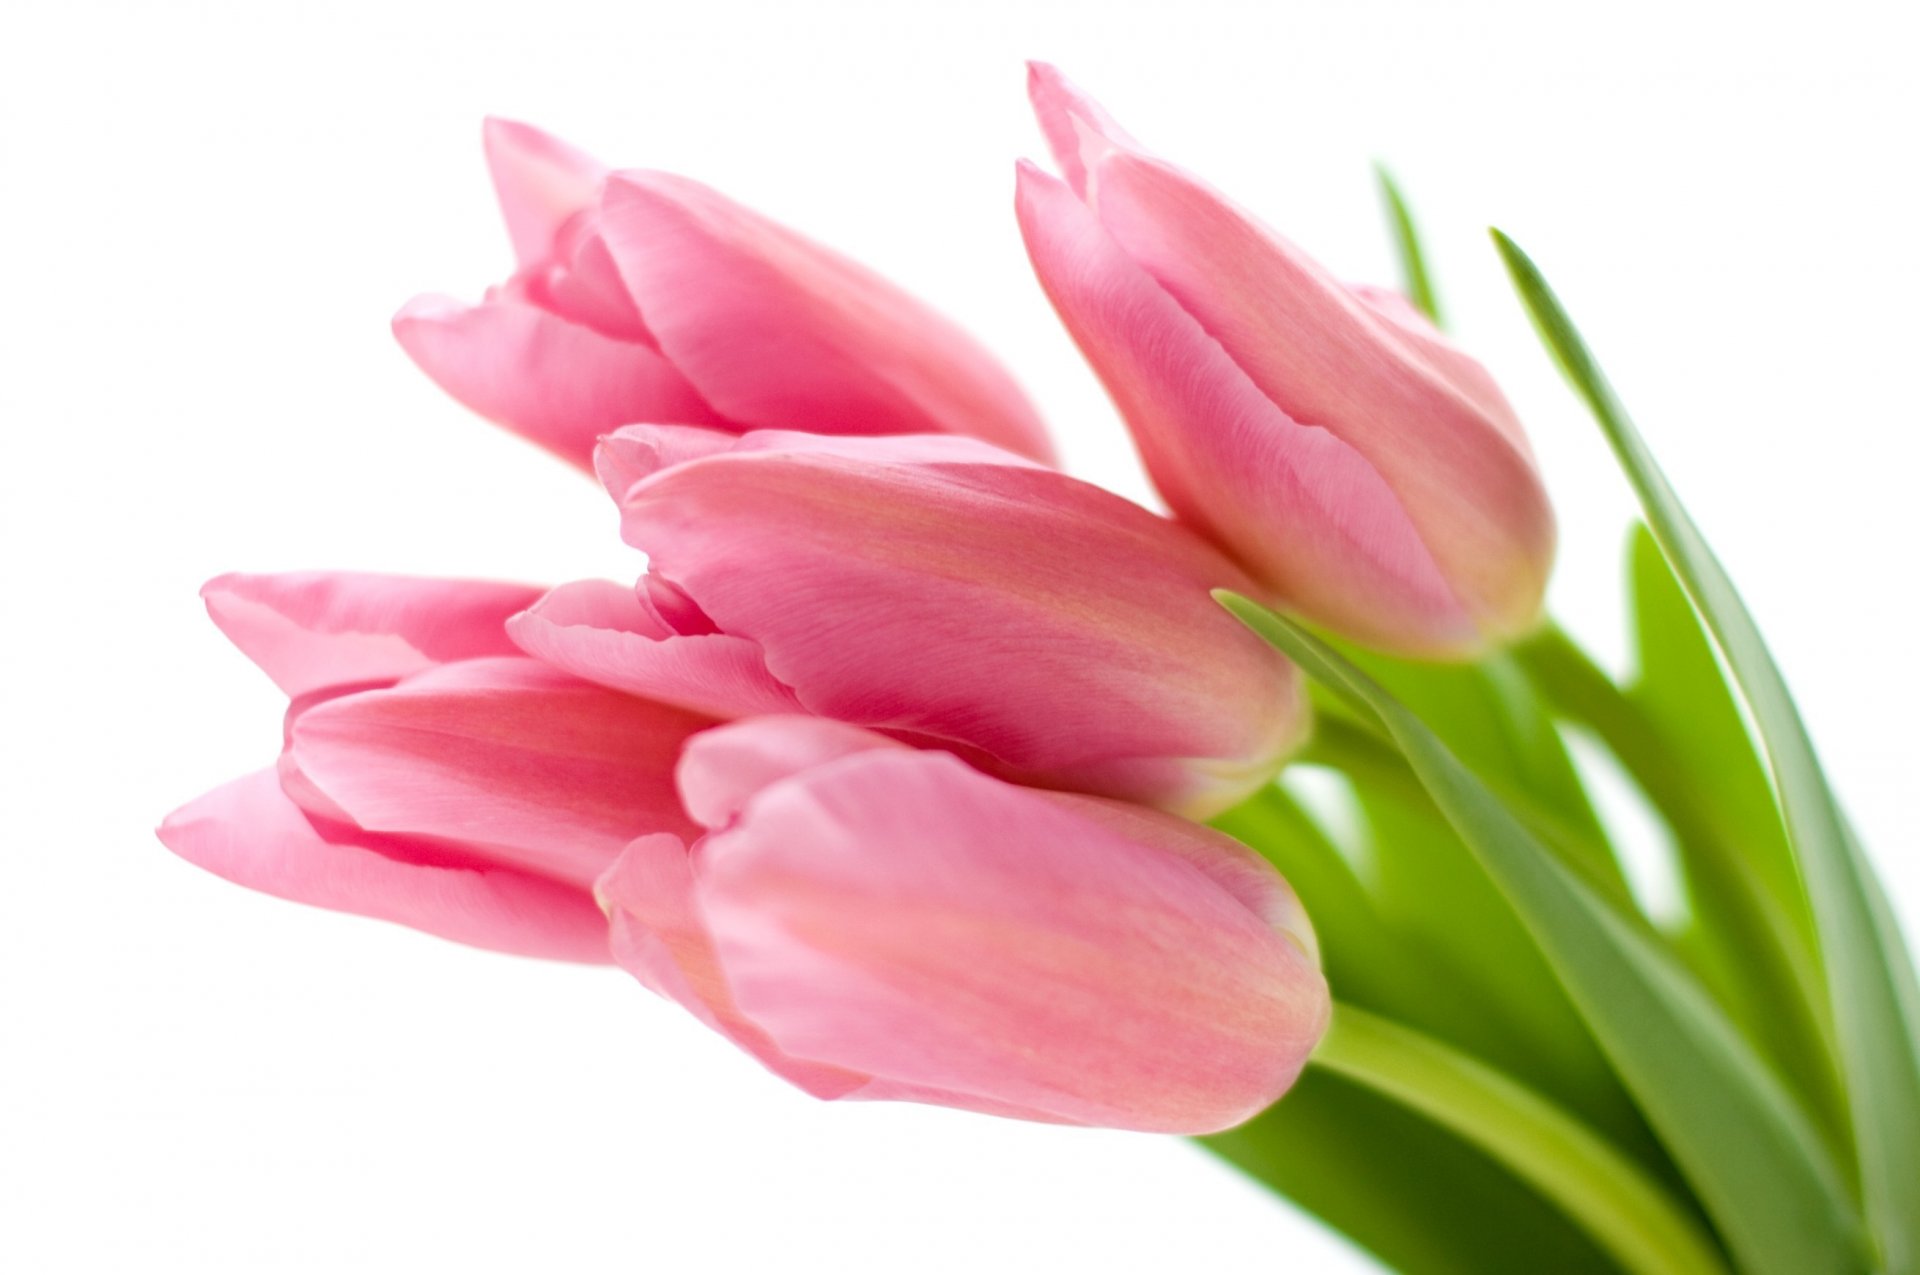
[1313, 1003, 1729, 1275]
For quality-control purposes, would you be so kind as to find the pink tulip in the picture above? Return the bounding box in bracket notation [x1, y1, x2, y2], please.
[598, 716, 1329, 1133]
[393, 118, 1052, 470]
[157, 572, 712, 962]
[1017, 64, 1555, 657]
[508, 425, 1308, 818]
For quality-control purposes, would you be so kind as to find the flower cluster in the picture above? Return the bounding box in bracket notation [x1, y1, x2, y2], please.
[160, 66, 1551, 1134]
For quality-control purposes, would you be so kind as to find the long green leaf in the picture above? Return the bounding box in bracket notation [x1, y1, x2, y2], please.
[1624, 528, 1809, 941]
[1375, 165, 1443, 323]
[1207, 790, 1625, 1273]
[1495, 230, 1920, 1272]
[1205, 1069, 1620, 1275]
[1516, 542, 1846, 1152]
[1340, 644, 1631, 905]
[1216, 769, 1585, 1090]
[1221, 592, 1864, 1275]
[1212, 783, 1394, 997]
[1314, 1004, 1728, 1275]
[1302, 705, 1662, 1165]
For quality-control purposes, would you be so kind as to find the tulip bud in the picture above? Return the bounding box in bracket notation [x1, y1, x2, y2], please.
[508, 425, 1308, 818]
[394, 118, 1052, 470]
[597, 717, 1329, 1133]
[158, 572, 711, 961]
[1017, 64, 1555, 657]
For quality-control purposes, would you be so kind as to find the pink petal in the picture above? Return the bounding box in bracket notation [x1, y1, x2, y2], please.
[1016, 162, 1479, 654]
[699, 748, 1329, 1132]
[1057, 793, 1320, 966]
[596, 171, 1054, 462]
[289, 658, 707, 888]
[202, 571, 544, 699]
[1349, 284, 1532, 452]
[598, 834, 867, 1099]
[638, 574, 717, 635]
[392, 294, 724, 472]
[674, 716, 904, 830]
[599, 424, 1304, 817]
[158, 770, 612, 962]
[496, 212, 656, 345]
[1080, 149, 1553, 640]
[506, 579, 804, 722]
[1025, 62, 1143, 199]
[1015, 167, 1474, 643]
[483, 117, 608, 268]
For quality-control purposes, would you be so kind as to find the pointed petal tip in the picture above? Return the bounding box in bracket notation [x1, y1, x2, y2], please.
[480, 114, 533, 144]
[154, 806, 192, 850]
[479, 114, 519, 149]
[593, 424, 739, 499]
[1012, 159, 1071, 216]
[480, 115, 601, 173]
[389, 294, 469, 347]
[1023, 61, 1136, 197]
[599, 166, 701, 211]
[198, 572, 241, 603]
[677, 717, 903, 831]
[481, 117, 607, 267]
[1024, 60, 1073, 104]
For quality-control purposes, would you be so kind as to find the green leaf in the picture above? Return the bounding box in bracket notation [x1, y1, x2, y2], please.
[1221, 592, 1865, 1275]
[1624, 527, 1806, 932]
[1495, 229, 1920, 1272]
[1212, 783, 1392, 999]
[1301, 687, 1660, 1166]
[1340, 644, 1629, 904]
[1375, 165, 1443, 324]
[1209, 793, 1629, 1272]
[1215, 781, 1566, 1087]
[1517, 615, 1846, 1156]
[1205, 1069, 1620, 1275]
[1313, 1004, 1728, 1275]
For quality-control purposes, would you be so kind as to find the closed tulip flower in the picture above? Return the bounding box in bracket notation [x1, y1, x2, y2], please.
[393, 118, 1052, 470]
[598, 716, 1329, 1133]
[157, 572, 712, 961]
[508, 425, 1307, 818]
[1017, 64, 1555, 657]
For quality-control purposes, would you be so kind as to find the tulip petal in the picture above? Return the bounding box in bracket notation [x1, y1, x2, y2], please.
[699, 748, 1329, 1133]
[675, 716, 904, 830]
[1015, 162, 1476, 653]
[599, 424, 1303, 816]
[597, 423, 1046, 491]
[1350, 284, 1532, 449]
[290, 658, 706, 887]
[596, 171, 1054, 462]
[598, 834, 868, 1098]
[158, 770, 613, 962]
[1061, 792, 1320, 966]
[506, 579, 804, 721]
[203, 571, 544, 699]
[1026, 61, 1142, 199]
[392, 294, 724, 471]
[1081, 149, 1553, 638]
[483, 117, 608, 268]
[496, 214, 656, 345]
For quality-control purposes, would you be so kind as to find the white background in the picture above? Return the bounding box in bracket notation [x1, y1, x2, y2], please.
[4, 1, 1917, 1271]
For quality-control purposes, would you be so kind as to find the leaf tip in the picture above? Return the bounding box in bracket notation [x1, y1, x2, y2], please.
[1488, 226, 1526, 268]
[1213, 588, 1269, 629]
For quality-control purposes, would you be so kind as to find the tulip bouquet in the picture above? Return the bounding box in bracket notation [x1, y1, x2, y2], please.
[160, 65, 1920, 1275]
